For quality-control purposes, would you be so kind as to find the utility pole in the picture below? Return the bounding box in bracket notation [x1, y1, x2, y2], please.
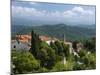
[63, 33, 66, 43]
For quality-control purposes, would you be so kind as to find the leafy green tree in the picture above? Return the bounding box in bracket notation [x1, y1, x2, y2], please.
[82, 52, 96, 69]
[11, 50, 40, 74]
[34, 41, 56, 69]
[36, 41, 49, 60]
[50, 41, 57, 52]
[40, 46, 56, 69]
[84, 37, 96, 52]
[72, 41, 79, 52]
[52, 54, 76, 71]
[55, 55, 64, 63]
[65, 54, 76, 70]
[61, 42, 70, 58]
[73, 63, 86, 70]
[77, 50, 96, 70]
[78, 49, 86, 58]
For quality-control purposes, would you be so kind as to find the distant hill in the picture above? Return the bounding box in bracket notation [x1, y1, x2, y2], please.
[11, 24, 96, 41]
[77, 24, 96, 29]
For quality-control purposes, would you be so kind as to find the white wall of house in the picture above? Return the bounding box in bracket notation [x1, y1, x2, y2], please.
[11, 41, 30, 51]
[46, 40, 55, 45]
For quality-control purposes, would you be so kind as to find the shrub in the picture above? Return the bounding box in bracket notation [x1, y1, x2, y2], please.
[11, 50, 40, 74]
[52, 62, 65, 71]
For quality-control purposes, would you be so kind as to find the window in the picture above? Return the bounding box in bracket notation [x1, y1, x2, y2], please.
[14, 45, 16, 48]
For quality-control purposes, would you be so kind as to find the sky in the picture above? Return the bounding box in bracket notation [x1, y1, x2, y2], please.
[11, 0, 96, 26]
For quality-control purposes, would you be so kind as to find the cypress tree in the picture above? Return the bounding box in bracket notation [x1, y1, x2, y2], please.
[30, 30, 41, 58]
[54, 41, 63, 56]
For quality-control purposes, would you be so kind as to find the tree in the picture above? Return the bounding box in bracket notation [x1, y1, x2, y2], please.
[50, 41, 57, 52]
[82, 52, 96, 69]
[52, 62, 65, 71]
[78, 49, 86, 58]
[11, 50, 40, 74]
[54, 41, 64, 56]
[77, 50, 96, 70]
[72, 41, 79, 52]
[73, 63, 86, 70]
[30, 30, 41, 58]
[61, 42, 70, 58]
[84, 37, 96, 52]
[65, 54, 76, 70]
[40, 46, 56, 69]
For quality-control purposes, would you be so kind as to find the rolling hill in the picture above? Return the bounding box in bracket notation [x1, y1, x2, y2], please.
[11, 24, 96, 41]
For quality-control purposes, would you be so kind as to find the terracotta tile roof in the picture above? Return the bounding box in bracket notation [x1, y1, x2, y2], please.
[14, 35, 58, 43]
[39, 35, 51, 41]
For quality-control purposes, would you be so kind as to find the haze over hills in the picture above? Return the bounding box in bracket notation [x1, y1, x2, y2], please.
[11, 24, 96, 41]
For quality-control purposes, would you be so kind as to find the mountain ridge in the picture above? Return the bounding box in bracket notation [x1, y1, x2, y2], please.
[11, 24, 96, 41]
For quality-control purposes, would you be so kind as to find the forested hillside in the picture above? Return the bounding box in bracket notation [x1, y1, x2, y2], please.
[11, 24, 96, 41]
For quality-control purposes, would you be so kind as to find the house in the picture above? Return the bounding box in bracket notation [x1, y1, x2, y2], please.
[72, 41, 84, 53]
[12, 34, 74, 54]
[39, 35, 58, 45]
[46, 40, 55, 45]
[11, 40, 31, 51]
[16, 35, 31, 43]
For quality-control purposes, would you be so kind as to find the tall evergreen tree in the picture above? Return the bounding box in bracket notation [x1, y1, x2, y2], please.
[30, 30, 41, 58]
[54, 41, 63, 56]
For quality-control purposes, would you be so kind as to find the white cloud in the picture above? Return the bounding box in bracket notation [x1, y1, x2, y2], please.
[72, 7, 84, 13]
[63, 10, 76, 17]
[12, 6, 46, 17]
[12, 5, 95, 25]
[12, 5, 94, 17]
[29, 2, 38, 5]
[72, 6, 94, 15]
[62, 6, 94, 17]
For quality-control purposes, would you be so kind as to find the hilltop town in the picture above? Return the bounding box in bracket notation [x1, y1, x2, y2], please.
[12, 33, 83, 53]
